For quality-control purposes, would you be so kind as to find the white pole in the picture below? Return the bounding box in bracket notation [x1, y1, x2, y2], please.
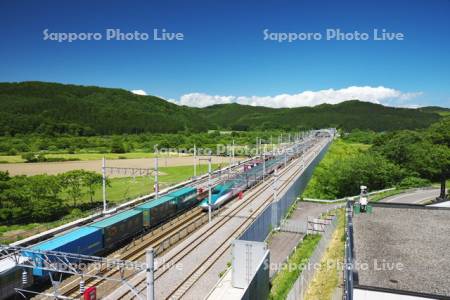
[284, 150, 287, 168]
[229, 144, 232, 170]
[256, 137, 259, 156]
[271, 169, 278, 226]
[208, 156, 212, 223]
[270, 135, 273, 152]
[154, 156, 159, 200]
[263, 151, 266, 182]
[146, 248, 154, 300]
[194, 144, 197, 178]
[232, 139, 235, 165]
[102, 157, 107, 214]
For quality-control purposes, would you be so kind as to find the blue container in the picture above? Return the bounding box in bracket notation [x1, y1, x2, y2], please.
[168, 187, 197, 209]
[89, 210, 143, 249]
[28, 226, 103, 276]
[135, 196, 177, 227]
[168, 186, 196, 200]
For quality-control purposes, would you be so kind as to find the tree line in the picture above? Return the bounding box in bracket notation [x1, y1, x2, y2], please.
[0, 170, 104, 225]
[307, 119, 449, 200]
[0, 130, 294, 159]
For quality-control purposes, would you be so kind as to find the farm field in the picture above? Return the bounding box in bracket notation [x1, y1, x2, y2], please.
[0, 155, 240, 176]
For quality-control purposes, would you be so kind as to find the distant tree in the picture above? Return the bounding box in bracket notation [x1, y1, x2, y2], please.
[111, 137, 126, 153]
[61, 170, 86, 207]
[24, 175, 63, 222]
[82, 171, 103, 204]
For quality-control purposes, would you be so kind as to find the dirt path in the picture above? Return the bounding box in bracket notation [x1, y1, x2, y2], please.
[0, 156, 242, 177]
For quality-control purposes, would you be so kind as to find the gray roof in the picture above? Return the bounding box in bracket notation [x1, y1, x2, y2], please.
[353, 205, 450, 297]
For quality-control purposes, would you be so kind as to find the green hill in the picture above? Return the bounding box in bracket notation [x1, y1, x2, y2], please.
[0, 81, 442, 135]
[419, 106, 450, 117]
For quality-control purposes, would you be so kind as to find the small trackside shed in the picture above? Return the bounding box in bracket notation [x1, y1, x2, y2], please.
[134, 195, 177, 227]
[28, 226, 103, 276]
[89, 210, 143, 249]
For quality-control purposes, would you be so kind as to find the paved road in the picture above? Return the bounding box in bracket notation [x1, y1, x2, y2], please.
[381, 188, 441, 204]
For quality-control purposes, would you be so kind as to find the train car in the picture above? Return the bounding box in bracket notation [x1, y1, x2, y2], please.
[89, 210, 143, 250]
[134, 195, 177, 228]
[169, 186, 198, 210]
[0, 258, 33, 300]
[199, 182, 235, 211]
[27, 226, 103, 277]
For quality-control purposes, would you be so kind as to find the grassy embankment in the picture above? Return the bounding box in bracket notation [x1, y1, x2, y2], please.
[0, 163, 218, 243]
[304, 209, 345, 300]
[302, 139, 370, 199]
[269, 234, 322, 300]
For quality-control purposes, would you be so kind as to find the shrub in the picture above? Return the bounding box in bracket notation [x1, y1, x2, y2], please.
[397, 176, 430, 188]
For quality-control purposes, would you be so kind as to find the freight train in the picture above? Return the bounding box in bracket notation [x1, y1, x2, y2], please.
[0, 186, 198, 298]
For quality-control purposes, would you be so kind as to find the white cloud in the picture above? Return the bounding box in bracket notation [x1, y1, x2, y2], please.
[170, 86, 423, 108]
[131, 89, 147, 96]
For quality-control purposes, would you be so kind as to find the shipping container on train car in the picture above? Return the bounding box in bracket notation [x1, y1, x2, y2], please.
[170, 186, 198, 210]
[89, 210, 143, 249]
[28, 226, 103, 276]
[0, 258, 33, 300]
[134, 195, 177, 228]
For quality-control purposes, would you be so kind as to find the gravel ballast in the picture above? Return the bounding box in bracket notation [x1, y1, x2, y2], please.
[353, 206, 450, 297]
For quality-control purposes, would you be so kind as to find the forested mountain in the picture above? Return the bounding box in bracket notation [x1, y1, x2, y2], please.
[0, 81, 443, 135]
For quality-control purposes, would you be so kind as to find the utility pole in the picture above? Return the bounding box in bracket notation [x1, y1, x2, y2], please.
[271, 169, 279, 227]
[146, 248, 155, 300]
[232, 139, 235, 165]
[102, 157, 107, 214]
[154, 156, 159, 200]
[263, 150, 266, 182]
[193, 144, 197, 178]
[208, 154, 212, 223]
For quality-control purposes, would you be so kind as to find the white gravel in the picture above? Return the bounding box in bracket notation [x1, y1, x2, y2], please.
[353, 206, 450, 297]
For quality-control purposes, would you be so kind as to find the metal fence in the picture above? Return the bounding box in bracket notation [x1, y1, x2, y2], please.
[286, 216, 338, 300]
[238, 141, 331, 242]
[240, 250, 271, 300]
[343, 201, 354, 300]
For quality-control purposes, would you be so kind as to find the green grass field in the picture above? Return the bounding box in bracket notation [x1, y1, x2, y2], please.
[90, 163, 220, 204]
[0, 163, 221, 243]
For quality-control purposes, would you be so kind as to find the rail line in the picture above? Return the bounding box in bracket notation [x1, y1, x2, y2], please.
[46, 207, 205, 299]
[166, 145, 320, 299]
[118, 139, 325, 299]
[36, 158, 252, 299]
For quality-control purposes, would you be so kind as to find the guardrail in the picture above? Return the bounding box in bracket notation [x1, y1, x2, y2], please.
[302, 188, 396, 203]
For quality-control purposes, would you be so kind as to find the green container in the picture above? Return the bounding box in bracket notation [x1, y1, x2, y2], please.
[354, 204, 360, 214]
[366, 205, 373, 214]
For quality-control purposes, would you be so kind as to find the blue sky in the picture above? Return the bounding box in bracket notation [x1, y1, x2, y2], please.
[0, 0, 449, 108]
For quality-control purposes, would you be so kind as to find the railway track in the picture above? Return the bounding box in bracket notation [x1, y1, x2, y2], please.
[117, 139, 326, 299]
[37, 207, 205, 299]
[35, 157, 253, 299]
